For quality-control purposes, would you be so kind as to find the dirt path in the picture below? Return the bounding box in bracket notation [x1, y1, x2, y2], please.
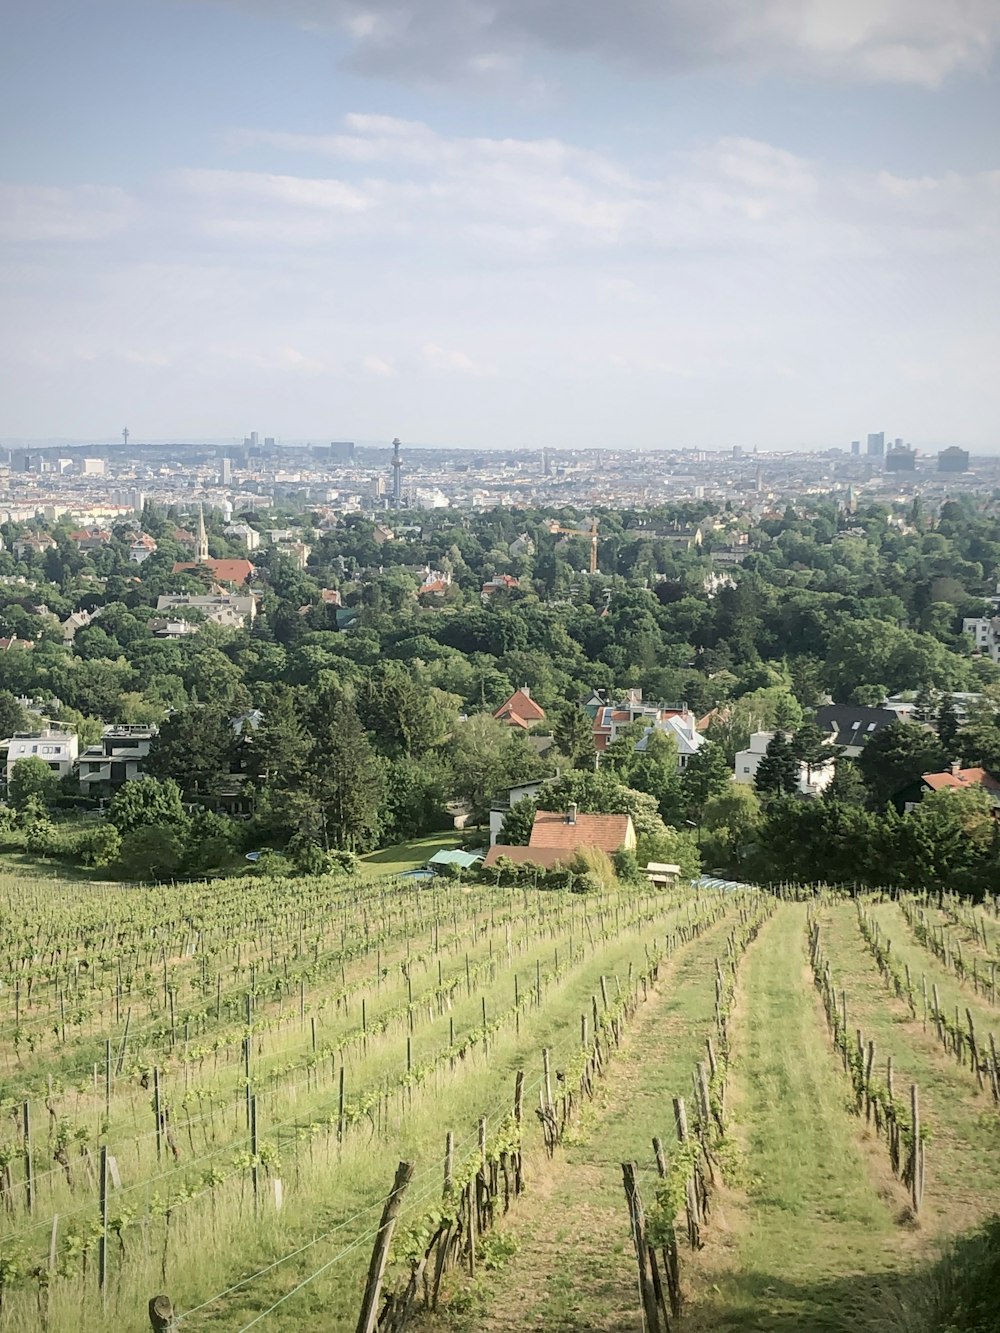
[422, 909, 741, 1333]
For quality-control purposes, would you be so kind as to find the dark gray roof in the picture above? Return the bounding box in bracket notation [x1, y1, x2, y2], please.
[815, 705, 898, 744]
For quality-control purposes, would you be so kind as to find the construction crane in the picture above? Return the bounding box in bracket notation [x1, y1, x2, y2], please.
[547, 517, 599, 574]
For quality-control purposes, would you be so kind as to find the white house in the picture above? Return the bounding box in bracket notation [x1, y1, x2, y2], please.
[78, 726, 156, 793]
[633, 713, 707, 772]
[734, 731, 835, 797]
[155, 592, 256, 629]
[962, 616, 1000, 664]
[6, 729, 79, 782]
[489, 777, 551, 846]
[224, 523, 261, 552]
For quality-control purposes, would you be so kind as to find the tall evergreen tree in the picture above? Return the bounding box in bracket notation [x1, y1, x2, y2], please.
[754, 732, 799, 797]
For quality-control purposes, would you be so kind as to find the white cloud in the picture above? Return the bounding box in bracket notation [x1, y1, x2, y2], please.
[0, 184, 135, 243]
[422, 343, 492, 375]
[206, 0, 1000, 86]
[362, 355, 396, 376]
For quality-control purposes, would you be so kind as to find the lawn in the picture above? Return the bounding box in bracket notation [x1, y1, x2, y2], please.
[357, 830, 466, 877]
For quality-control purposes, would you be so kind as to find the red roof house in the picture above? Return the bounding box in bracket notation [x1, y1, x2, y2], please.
[484, 806, 635, 868]
[172, 558, 255, 586]
[494, 688, 546, 730]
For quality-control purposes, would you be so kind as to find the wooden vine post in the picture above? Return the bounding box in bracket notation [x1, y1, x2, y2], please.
[148, 1294, 175, 1331]
[622, 1162, 661, 1333]
[356, 1161, 415, 1333]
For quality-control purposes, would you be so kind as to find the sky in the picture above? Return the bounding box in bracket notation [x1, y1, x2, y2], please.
[1, 0, 998, 451]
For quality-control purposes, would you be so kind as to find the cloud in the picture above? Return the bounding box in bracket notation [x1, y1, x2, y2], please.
[205, 0, 1000, 86]
[0, 184, 135, 243]
[362, 354, 396, 376]
[422, 343, 492, 374]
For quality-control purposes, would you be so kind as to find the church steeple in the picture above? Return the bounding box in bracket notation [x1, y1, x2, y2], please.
[196, 504, 209, 563]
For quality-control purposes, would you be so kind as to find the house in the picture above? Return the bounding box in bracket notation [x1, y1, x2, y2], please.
[587, 688, 699, 762]
[372, 524, 395, 545]
[892, 766, 1000, 813]
[6, 729, 79, 781]
[481, 574, 520, 602]
[155, 592, 256, 629]
[734, 731, 835, 797]
[493, 688, 546, 730]
[13, 534, 57, 559]
[129, 533, 158, 564]
[633, 713, 706, 771]
[68, 528, 113, 552]
[484, 805, 635, 869]
[419, 568, 452, 597]
[78, 725, 157, 794]
[149, 617, 200, 639]
[508, 534, 535, 559]
[275, 540, 311, 570]
[962, 616, 1000, 664]
[488, 776, 552, 846]
[814, 704, 899, 757]
[0, 637, 34, 652]
[172, 558, 256, 585]
[223, 523, 260, 551]
[61, 609, 96, 641]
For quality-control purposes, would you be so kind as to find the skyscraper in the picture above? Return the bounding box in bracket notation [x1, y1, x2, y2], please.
[851, 440, 861, 456]
[391, 438, 403, 508]
[866, 432, 885, 457]
[220, 457, 232, 484]
[938, 447, 970, 473]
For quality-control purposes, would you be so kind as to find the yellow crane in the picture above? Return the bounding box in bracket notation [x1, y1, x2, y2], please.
[547, 517, 599, 574]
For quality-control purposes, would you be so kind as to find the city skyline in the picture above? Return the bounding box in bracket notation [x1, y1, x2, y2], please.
[2, 0, 998, 449]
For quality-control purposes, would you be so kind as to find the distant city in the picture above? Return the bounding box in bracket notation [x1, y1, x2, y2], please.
[0, 430, 989, 526]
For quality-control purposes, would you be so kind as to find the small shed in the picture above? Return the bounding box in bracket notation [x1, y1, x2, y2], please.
[645, 861, 681, 887]
[427, 848, 482, 871]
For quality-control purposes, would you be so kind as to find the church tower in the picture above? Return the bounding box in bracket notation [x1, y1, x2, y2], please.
[196, 504, 209, 562]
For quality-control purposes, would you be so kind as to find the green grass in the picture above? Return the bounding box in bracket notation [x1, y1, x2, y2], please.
[685, 903, 913, 1333]
[357, 831, 465, 877]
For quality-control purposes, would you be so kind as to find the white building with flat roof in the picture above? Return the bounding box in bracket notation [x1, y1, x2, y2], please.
[6, 729, 79, 781]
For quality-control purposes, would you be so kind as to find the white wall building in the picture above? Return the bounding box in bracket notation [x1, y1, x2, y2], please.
[6, 729, 79, 781]
[962, 617, 1000, 664]
[734, 731, 835, 797]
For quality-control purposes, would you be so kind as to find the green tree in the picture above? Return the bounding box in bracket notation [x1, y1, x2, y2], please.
[936, 695, 960, 755]
[857, 721, 947, 808]
[145, 706, 235, 797]
[790, 722, 837, 783]
[498, 794, 536, 845]
[626, 730, 682, 822]
[702, 784, 762, 867]
[447, 714, 544, 825]
[8, 757, 59, 810]
[306, 698, 386, 851]
[552, 705, 595, 770]
[680, 742, 731, 818]
[117, 825, 184, 880]
[823, 757, 868, 807]
[754, 733, 799, 797]
[107, 776, 187, 835]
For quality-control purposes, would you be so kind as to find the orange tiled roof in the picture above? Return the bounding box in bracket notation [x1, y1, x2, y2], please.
[494, 689, 546, 724]
[172, 558, 255, 585]
[483, 844, 571, 869]
[922, 767, 1000, 793]
[529, 809, 631, 853]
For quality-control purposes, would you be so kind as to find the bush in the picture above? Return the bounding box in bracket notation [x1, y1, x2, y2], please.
[77, 823, 122, 867]
[117, 824, 184, 881]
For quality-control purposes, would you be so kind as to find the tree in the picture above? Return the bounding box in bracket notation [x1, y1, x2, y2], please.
[790, 722, 837, 783]
[823, 757, 868, 807]
[145, 706, 235, 797]
[447, 714, 544, 825]
[8, 757, 58, 811]
[117, 825, 184, 880]
[306, 698, 386, 851]
[680, 742, 731, 818]
[0, 690, 30, 739]
[107, 776, 187, 835]
[857, 721, 947, 808]
[702, 784, 762, 866]
[499, 795, 536, 845]
[936, 695, 960, 755]
[754, 733, 799, 797]
[552, 705, 595, 770]
[626, 730, 682, 822]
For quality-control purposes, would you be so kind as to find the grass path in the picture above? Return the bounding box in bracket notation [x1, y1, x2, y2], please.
[685, 902, 917, 1333]
[421, 907, 741, 1333]
[815, 900, 1000, 1236]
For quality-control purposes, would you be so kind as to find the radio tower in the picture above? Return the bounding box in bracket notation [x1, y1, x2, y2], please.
[391, 437, 403, 508]
[122, 427, 129, 448]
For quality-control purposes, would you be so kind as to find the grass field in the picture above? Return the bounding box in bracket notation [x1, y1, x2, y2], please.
[1, 876, 999, 1333]
[357, 831, 465, 877]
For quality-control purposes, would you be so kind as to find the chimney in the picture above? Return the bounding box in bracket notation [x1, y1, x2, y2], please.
[522, 684, 530, 699]
[567, 802, 578, 825]
[951, 761, 961, 776]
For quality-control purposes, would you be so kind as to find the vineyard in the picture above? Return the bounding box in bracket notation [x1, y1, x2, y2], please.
[1, 869, 999, 1332]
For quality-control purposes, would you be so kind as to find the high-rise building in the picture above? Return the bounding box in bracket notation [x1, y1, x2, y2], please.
[851, 440, 861, 456]
[330, 441, 356, 464]
[220, 458, 233, 485]
[885, 445, 916, 472]
[938, 447, 970, 473]
[391, 438, 403, 508]
[866, 432, 885, 457]
[263, 437, 275, 449]
[81, 458, 106, 476]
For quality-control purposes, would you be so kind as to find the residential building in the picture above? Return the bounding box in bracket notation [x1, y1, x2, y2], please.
[587, 688, 697, 758]
[68, 528, 113, 551]
[484, 805, 635, 868]
[13, 533, 57, 559]
[488, 775, 552, 846]
[866, 432, 885, 457]
[155, 591, 256, 628]
[148, 617, 200, 639]
[129, 533, 158, 564]
[813, 704, 899, 756]
[78, 725, 156, 794]
[734, 731, 835, 796]
[61, 609, 96, 641]
[419, 568, 452, 597]
[80, 458, 106, 476]
[962, 616, 1000, 664]
[6, 729, 79, 781]
[172, 557, 255, 585]
[633, 713, 706, 771]
[493, 688, 546, 731]
[893, 766, 1000, 813]
[223, 523, 260, 551]
[481, 574, 520, 601]
[885, 445, 917, 472]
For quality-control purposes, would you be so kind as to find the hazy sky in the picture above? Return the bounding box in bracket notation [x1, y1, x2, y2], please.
[2, 0, 998, 449]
